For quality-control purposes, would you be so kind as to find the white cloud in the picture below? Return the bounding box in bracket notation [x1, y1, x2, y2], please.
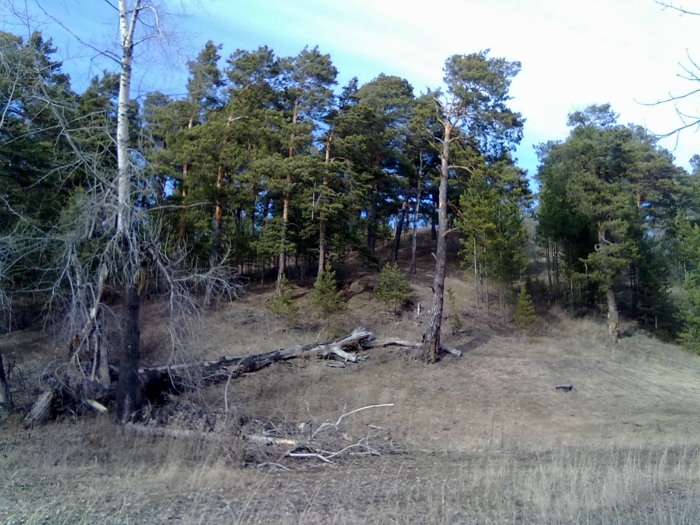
[19, 0, 699, 172]
[207, 0, 699, 170]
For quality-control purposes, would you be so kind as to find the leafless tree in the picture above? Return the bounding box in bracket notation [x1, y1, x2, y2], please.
[2, 0, 242, 422]
[649, 1, 700, 138]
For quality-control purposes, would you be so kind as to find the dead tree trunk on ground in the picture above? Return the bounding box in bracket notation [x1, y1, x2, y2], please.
[25, 327, 462, 424]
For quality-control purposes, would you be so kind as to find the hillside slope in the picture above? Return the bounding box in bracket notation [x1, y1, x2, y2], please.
[1, 231, 700, 524]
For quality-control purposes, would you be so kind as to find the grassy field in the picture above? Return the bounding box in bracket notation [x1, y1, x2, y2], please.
[1, 235, 700, 524]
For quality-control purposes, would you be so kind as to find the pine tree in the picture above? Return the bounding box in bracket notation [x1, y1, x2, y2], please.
[311, 269, 345, 320]
[375, 263, 411, 315]
[422, 51, 523, 362]
[536, 105, 683, 324]
[514, 287, 536, 329]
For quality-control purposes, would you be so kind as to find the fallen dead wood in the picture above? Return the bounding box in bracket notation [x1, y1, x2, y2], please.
[25, 328, 455, 423]
[368, 338, 463, 357]
[137, 327, 376, 394]
[124, 422, 217, 440]
[24, 391, 54, 426]
[138, 329, 462, 397]
[251, 403, 392, 465]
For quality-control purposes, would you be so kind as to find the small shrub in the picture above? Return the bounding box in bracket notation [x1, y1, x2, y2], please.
[375, 263, 411, 315]
[311, 269, 345, 320]
[447, 287, 463, 334]
[514, 286, 536, 329]
[266, 276, 297, 322]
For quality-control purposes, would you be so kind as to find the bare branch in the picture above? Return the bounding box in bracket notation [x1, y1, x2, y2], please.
[33, 1, 121, 64]
[654, 0, 700, 16]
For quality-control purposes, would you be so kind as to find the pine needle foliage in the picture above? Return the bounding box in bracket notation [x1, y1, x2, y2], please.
[447, 287, 463, 334]
[375, 263, 411, 315]
[311, 269, 345, 320]
[514, 286, 536, 329]
[265, 276, 298, 322]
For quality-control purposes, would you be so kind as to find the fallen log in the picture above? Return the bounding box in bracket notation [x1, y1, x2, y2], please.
[24, 328, 452, 423]
[367, 338, 463, 357]
[137, 327, 376, 395]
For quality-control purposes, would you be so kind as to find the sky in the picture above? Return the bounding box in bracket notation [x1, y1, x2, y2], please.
[6, 0, 700, 183]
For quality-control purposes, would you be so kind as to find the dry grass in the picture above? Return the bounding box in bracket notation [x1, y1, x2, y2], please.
[2, 419, 699, 524]
[2, 231, 700, 523]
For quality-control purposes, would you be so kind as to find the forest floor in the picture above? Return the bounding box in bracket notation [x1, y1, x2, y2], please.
[1, 232, 700, 524]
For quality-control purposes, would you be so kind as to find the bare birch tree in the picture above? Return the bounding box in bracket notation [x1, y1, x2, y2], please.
[1, 0, 241, 423]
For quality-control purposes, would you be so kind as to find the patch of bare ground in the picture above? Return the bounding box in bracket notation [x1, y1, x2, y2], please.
[2, 231, 700, 523]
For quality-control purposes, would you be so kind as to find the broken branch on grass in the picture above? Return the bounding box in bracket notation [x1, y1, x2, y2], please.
[312, 403, 394, 438]
[368, 337, 463, 357]
[286, 452, 332, 463]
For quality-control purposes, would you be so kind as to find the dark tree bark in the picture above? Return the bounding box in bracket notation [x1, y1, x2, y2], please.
[116, 271, 141, 423]
[0, 348, 12, 410]
[205, 165, 225, 306]
[318, 132, 333, 278]
[367, 187, 378, 253]
[318, 220, 327, 277]
[606, 288, 620, 343]
[389, 194, 410, 263]
[422, 128, 451, 363]
[410, 162, 423, 275]
[409, 192, 421, 274]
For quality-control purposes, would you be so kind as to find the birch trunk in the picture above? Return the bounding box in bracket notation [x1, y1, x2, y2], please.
[115, 0, 142, 423]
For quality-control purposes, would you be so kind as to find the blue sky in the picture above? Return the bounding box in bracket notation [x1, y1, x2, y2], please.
[8, 0, 700, 182]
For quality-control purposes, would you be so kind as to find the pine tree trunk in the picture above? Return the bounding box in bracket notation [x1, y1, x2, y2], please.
[178, 167, 188, 241]
[473, 236, 479, 308]
[410, 182, 422, 275]
[606, 288, 620, 343]
[278, 99, 300, 292]
[389, 194, 409, 263]
[546, 240, 552, 300]
[367, 188, 378, 253]
[422, 124, 451, 364]
[205, 160, 225, 305]
[278, 184, 290, 291]
[318, 220, 327, 277]
[318, 133, 333, 278]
